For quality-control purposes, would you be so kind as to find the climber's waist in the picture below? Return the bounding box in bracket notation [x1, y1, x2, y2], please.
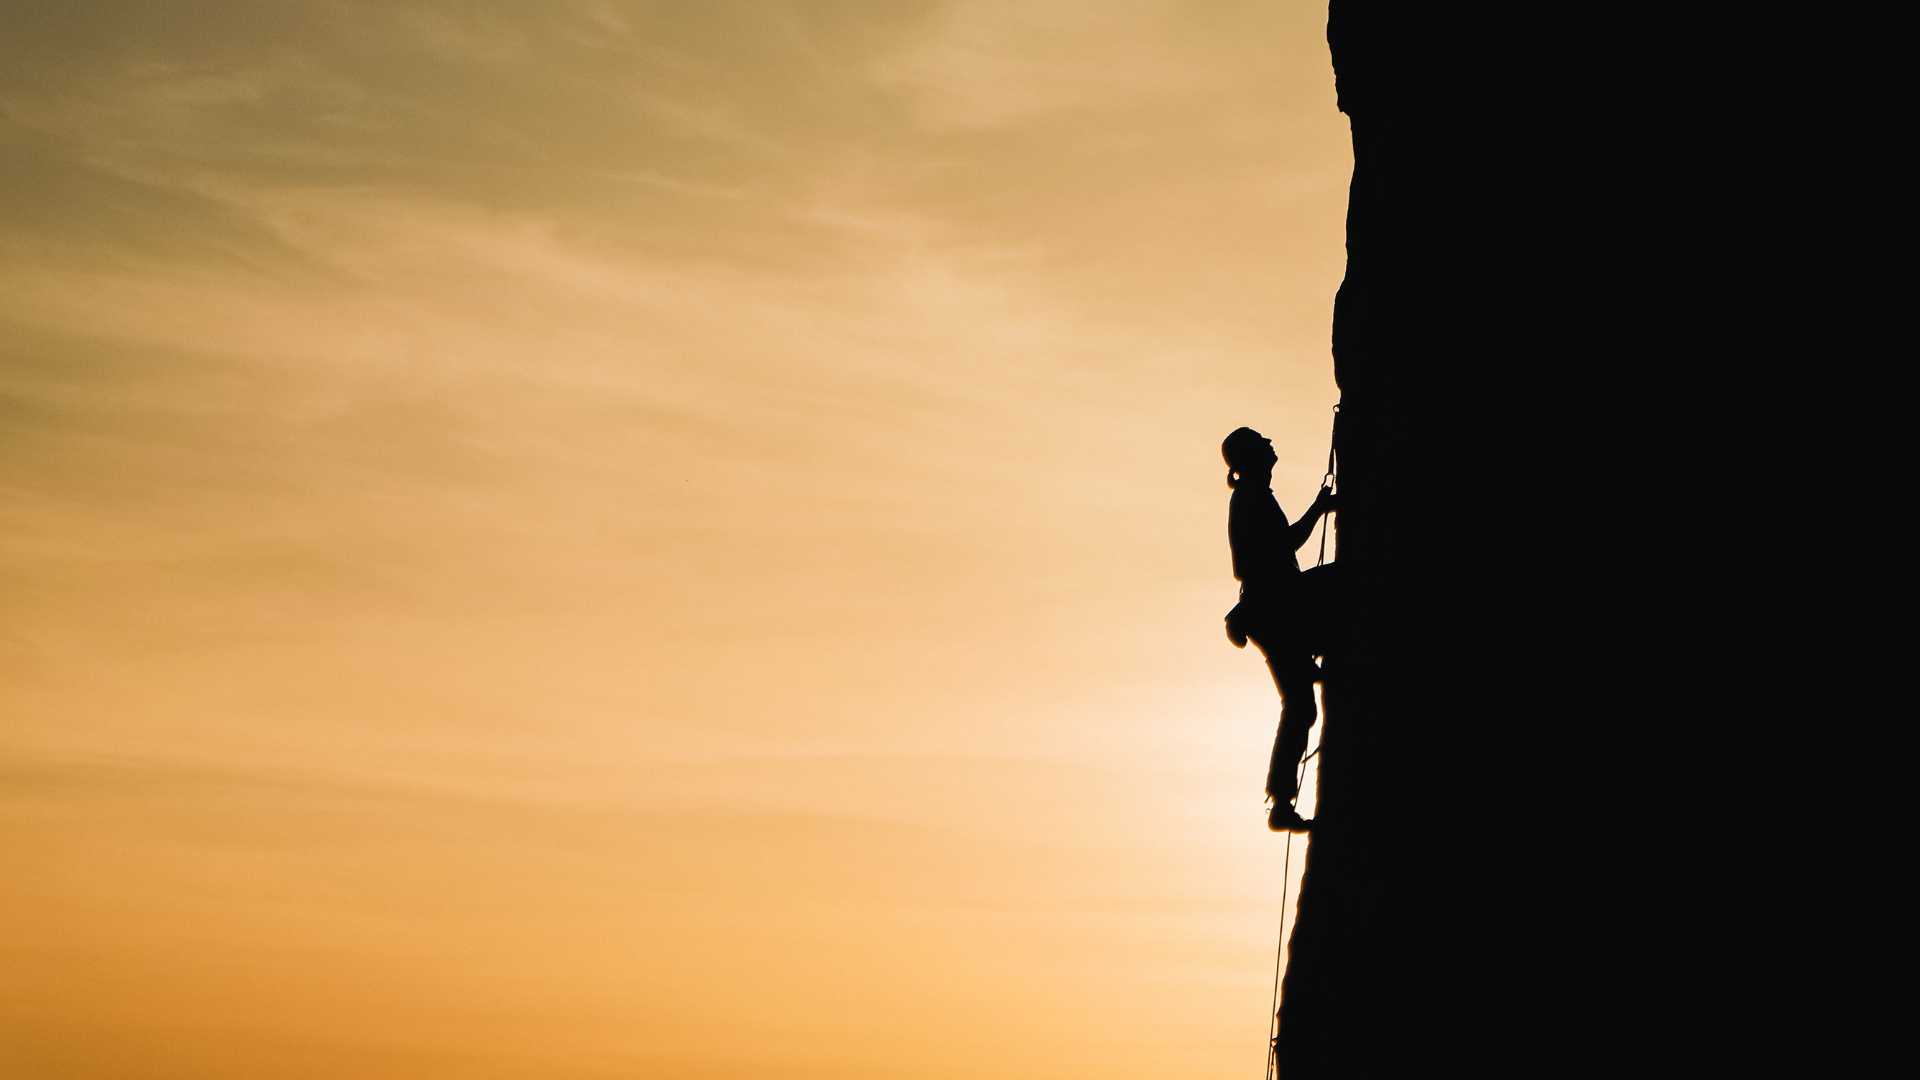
[1238, 576, 1302, 606]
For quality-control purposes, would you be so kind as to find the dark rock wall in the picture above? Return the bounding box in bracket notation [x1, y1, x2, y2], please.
[1270, 7, 1692, 1074]
[1275, 5, 1510, 1075]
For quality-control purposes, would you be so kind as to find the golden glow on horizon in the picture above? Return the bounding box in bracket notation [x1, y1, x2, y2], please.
[2, 3, 1346, 1076]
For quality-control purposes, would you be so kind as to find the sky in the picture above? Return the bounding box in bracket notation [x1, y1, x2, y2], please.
[0, 3, 1349, 1076]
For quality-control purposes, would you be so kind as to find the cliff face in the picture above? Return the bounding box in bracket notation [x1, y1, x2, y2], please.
[1274, 5, 1501, 1075]
[1271, 7, 1685, 1073]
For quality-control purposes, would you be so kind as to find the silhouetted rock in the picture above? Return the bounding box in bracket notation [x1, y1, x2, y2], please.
[1273, 5, 1538, 1075]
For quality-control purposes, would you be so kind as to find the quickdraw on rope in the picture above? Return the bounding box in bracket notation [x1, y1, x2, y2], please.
[1266, 403, 1339, 1079]
[1316, 402, 1340, 570]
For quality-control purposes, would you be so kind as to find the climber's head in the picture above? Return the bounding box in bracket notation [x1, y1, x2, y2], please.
[1221, 426, 1277, 489]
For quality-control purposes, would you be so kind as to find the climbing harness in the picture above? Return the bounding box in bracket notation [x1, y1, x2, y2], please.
[1265, 404, 1339, 1080]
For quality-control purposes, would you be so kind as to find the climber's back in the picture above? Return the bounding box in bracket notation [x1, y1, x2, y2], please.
[1229, 479, 1303, 590]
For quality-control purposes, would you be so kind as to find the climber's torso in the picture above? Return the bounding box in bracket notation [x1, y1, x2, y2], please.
[1229, 485, 1301, 595]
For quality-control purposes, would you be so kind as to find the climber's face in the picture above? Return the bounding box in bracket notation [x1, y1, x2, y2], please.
[1251, 435, 1277, 469]
[1223, 427, 1278, 475]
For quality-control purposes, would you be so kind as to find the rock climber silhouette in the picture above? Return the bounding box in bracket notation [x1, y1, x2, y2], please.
[1220, 425, 1338, 833]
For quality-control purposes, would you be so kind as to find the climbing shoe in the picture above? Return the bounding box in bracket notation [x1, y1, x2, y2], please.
[1268, 802, 1312, 833]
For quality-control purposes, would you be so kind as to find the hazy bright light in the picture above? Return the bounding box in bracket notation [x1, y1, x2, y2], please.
[1, 3, 1347, 1076]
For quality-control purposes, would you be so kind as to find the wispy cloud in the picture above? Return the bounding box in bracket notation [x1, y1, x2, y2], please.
[873, 1, 1236, 130]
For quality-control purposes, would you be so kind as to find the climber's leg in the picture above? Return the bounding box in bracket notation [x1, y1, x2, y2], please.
[1257, 634, 1319, 830]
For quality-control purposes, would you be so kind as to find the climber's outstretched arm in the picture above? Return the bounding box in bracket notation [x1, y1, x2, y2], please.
[1286, 488, 1336, 553]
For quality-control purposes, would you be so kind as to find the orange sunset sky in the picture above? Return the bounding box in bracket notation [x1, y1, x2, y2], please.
[1, 3, 1350, 1076]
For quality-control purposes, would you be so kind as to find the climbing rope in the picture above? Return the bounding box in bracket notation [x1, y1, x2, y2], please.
[1263, 750, 1313, 1080]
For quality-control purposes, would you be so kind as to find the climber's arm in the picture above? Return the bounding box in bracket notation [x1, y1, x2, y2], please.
[1286, 487, 1337, 553]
